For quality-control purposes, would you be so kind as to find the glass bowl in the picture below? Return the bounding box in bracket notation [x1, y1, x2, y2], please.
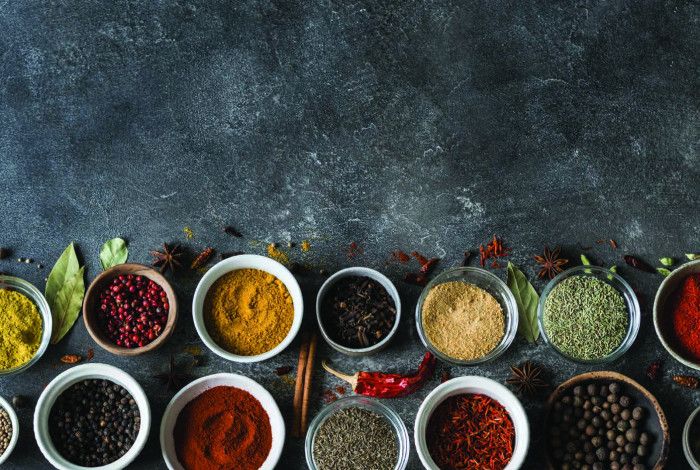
[537, 265, 640, 364]
[305, 396, 409, 470]
[415, 267, 518, 366]
[0, 275, 52, 376]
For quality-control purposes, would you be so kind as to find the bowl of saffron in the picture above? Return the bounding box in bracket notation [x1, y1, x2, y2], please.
[414, 376, 529, 470]
[160, 373, 285, 470]
[653, 259, 700, 371]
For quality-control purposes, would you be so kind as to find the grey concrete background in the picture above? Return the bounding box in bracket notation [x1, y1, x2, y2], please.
[0, 0, 698, 468]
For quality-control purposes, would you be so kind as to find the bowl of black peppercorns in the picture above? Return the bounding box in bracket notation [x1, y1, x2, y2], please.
[545, 371, 669, 470]
[33, 363, 151, 470]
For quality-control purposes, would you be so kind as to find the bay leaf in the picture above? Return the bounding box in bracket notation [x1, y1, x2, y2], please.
[45, 243, 79, 307]
[507, 262, 540, 344]
[99, 237, 128, 270]
[51, 266, 85, 344]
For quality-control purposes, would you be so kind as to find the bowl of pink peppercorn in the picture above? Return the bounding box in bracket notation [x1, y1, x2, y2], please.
[83, 263, 178, 356]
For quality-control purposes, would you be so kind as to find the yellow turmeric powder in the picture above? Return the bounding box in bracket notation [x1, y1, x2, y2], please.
[0, 289, 43, 370]
[204, 268, 294, 356]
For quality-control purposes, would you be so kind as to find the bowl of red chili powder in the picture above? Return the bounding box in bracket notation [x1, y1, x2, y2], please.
[160, 373, 284, 470]
[414, 376, 529, 470]
[653, 259, 700, 371]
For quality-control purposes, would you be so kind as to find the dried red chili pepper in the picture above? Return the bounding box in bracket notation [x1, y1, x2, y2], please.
[322, 352, 436, 398]
[623, 255, 655, 273]
[191, 247, 214, 269]
[673, 375, 699, 389]
[646, 360, 662, 381]
[479, 235, 510, 267]
[392, 250, 410, 263]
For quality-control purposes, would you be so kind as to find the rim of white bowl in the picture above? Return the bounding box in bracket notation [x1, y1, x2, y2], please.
[33, 363, 151, 470]
[653, 259, 700, 371]
[192, 254, 304, 363]
[316, 267, 402, 355]
[0, 395, 19, 465]
[414, 376, 529, 470]
[683, 406, 700, 469]
[160, 373, 285, 470]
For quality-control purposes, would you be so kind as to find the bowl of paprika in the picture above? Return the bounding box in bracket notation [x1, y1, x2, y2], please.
[160, 373, 285, 470]
[653, 259, 700, 371]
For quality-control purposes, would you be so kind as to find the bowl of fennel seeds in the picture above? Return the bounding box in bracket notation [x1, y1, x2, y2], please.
[305, 396, 409, 470]
[538, 266, 640, 364]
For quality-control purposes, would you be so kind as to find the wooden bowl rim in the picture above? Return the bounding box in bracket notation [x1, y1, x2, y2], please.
[544, 370, 670, 470]
[83, 263, 178, 356]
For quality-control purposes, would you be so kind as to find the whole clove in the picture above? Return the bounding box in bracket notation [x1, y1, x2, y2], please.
[321, 276, 396, 348]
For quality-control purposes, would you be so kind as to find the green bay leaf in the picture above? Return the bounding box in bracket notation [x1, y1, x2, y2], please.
[51, 266, 85, 344]
[99, 237, 128, 270]
[45, 243, 81, 341]
[507, 262, 540, 344]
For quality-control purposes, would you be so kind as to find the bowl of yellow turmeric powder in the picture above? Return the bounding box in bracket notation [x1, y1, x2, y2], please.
[0, 275, 52, 376]
[193, 254, 304, 363]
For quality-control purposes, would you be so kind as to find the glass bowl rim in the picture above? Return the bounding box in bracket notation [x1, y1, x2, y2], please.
[304, 395, 410, 470]
[414, 266, 518, 366]
[537, 265, 641, 364]
[0, 275, 52, 376]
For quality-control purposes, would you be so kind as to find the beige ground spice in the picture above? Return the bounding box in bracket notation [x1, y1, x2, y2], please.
[421, 281, 504, 360]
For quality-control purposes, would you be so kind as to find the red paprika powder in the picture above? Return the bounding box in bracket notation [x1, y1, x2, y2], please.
[173, 386, 272, 470]
[670, 273, 700, 361]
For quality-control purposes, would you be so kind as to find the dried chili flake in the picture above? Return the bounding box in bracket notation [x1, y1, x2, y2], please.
[347, 242, 363, 259]
[392, 250, 411, 263]
[322, 352, 436, 398]
[411, 251, 430, 266]
[673, 375, 699, 389]
[191, 247, 214, 270]
[86, 348, 94, 361]
[335, 386, 346, 395]
[60, 354, 81, 364]
[479, 235, 510, 267]
[623, 255, 655, 273]
[321, 389, 338, 403]
[275, 366, 292, 376]
[646, 360, 662, 381]
[403, 272, 427, 286]
[610, 239, 618, 249]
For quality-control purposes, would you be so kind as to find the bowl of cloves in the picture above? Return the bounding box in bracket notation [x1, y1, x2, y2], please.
[316, 267, 401, 356]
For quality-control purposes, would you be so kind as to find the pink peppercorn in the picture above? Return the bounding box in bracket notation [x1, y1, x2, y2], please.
[97, 275, 169, 348]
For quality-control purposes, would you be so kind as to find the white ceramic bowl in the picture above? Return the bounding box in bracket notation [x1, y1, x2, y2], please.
[317, 267, 401, 356]
[192, 254, 303, 363]
[34, 363, 151, 470]
[0, 395, 19, 465]
[414, 376, 529, 470]
[160, 373, 285, 470]
[684, 406, 700, 469]
[654, 259, 700, 371]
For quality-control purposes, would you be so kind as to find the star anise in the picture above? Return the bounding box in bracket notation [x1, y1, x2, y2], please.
[150, 243, 183, 274]
[506, 361, 548, 397]
[534, 246, 568, 279]
[154, 354, 193, 391]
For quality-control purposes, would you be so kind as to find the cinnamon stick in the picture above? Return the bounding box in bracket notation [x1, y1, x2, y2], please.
[292, 332, 310, 437]
[300, 333, 318, 436]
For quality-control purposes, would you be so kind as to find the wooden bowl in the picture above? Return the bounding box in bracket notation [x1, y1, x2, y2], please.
[83, 263, 178, 356]
[545, 371, 669, 470]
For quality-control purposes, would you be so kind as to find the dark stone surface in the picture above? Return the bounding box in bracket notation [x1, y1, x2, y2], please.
[0, 0, 698, 468]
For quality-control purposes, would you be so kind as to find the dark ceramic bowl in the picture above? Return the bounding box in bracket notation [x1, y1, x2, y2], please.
[545, 371, 669, 470]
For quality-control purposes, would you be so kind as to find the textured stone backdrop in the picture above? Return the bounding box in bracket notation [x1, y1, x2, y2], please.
[0, 0, 698, 468]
